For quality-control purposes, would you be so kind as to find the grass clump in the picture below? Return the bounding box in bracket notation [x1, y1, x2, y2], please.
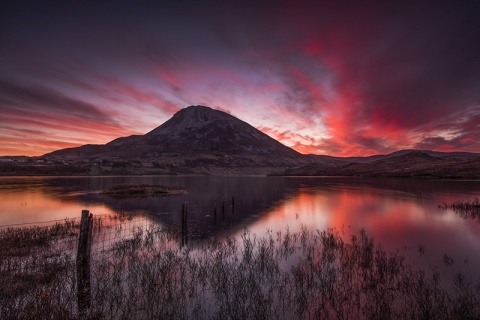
[439, 197, 480, 221]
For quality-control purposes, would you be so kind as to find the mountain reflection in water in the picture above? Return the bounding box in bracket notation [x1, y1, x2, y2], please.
[1, 176, 479, 280]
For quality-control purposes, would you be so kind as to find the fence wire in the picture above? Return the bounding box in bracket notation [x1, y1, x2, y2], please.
[0, 211, 178, 276]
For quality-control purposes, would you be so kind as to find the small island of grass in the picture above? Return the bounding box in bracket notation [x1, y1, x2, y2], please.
[100, 183, 186, 198]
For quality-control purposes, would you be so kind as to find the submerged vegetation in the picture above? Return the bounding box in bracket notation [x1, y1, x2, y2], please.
[100, 183, 186, 198]
[439, 197, 480, 221]
[1, 219, 479, 319]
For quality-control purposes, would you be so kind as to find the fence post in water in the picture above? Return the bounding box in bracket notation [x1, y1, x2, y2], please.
[222, 197, 225, 215]
[181, 202, 188, 246]
[232, 196, 235, 213]
[77, 210, 93, 315]
[213, 200, 217, 224]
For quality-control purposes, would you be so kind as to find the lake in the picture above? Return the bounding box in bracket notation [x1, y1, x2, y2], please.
[1, 175, 480, 280]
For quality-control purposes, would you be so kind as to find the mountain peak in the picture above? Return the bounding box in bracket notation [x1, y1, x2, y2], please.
[175, 105, 233, 121]
[146, 105, 234, 137]
[178, 105, 218, 117]
[183, 105, 215, 111]
[144, 105, 301, 159]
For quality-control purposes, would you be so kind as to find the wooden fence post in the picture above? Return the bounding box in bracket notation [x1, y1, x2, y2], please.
[181, 202, 188, 246]
[77, 210, 93, 315]
[213, 200, 217, 224]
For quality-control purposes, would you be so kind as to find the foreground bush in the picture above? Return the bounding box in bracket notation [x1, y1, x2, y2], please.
[1, 222, 479, 319]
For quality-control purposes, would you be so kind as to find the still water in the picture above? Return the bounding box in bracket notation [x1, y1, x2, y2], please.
[1, 175, 479, 277]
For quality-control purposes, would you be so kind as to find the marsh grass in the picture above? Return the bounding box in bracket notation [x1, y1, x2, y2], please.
[0, 212, 146, 319]
[1, 219, 479, 319]
[439, 197, 480, 221]
[0, 219, 80, 319]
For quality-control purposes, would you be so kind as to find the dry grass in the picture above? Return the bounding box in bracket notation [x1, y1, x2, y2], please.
[1, 220, 479, 319]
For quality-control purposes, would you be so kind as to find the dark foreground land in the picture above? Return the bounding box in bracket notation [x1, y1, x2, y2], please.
[1, 215, 479, 320]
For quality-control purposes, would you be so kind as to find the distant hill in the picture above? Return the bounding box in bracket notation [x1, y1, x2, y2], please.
[273, 150, 480, 178]
[308, 149, 480, 164]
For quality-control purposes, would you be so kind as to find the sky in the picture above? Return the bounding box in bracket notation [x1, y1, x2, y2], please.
[1, 0, 480, 157]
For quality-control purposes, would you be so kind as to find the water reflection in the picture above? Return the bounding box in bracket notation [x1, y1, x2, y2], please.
[243, 183, 480, 283]
[1, 176, 480, 273]
[0, 177, 118, 225]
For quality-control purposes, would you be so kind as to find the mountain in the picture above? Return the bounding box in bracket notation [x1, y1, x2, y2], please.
[16, 105, 479, 177]
[45, 105, 313, 174]
[143, 105, 302, 159]
[274, 150, 480, 178]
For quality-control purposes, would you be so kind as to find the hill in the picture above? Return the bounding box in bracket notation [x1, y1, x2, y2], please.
[273, 150, 480, 178]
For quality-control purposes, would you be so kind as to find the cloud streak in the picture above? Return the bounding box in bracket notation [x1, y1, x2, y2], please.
[0, 79, 139, 155]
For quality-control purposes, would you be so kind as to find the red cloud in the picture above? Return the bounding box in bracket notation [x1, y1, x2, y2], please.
[240, 1, 480, 156]
[98, 77, 180, 114]
[258, 126, 327, 155]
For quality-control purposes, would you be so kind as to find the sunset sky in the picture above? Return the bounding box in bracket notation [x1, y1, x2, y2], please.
[1, 0, 480, 157]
